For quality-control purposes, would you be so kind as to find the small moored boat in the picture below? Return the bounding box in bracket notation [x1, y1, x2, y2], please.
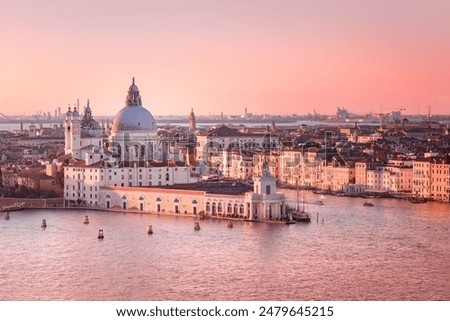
[227, 220, 233, 228]
[194, 222, 201, 231]
[0, 203, 25, 212]
[98, 229, 104, 239]
[363, 202, 374, 207]
[290, 210, 311, 222]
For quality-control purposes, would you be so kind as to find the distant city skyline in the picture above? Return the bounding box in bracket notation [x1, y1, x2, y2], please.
[1, 0, 449, 117]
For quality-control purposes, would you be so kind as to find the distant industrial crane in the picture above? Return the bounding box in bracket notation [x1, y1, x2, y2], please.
[33, 110, 43, 128]
[378, 107, 406, 131]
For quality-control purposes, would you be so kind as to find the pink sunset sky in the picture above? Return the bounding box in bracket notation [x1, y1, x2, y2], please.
[0, 0, 449, 117]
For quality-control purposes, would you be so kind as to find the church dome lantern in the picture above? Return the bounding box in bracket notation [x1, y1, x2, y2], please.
[111, 78, 157, 133]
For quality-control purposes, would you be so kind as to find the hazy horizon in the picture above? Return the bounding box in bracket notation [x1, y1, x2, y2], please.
[1, 0, 449, 116]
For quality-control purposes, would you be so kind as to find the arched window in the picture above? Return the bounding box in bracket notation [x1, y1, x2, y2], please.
[217, 202, 222, 213]
[122, 195, 127, 210]
[192, 200, 198, 204]
[174, 198, 180, 203]
[206, 202, 211, 212]
[233, 204, 238, 215]
[239, 204, 244, 214]
[105, 194, 111, 209]
[227, 203, 232, 213]
[156, 197, 162, 202]
[139, 196, 144, 211]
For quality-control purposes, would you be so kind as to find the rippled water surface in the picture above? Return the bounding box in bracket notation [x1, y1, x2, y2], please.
[1, 191, 449, 300]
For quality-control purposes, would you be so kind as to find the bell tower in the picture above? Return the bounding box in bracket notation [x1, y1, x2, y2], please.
[188, 108, 196, 132]
[64, 104, 82, 159]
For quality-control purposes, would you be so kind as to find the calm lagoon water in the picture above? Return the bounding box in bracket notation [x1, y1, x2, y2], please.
[1, 190, 449, 300]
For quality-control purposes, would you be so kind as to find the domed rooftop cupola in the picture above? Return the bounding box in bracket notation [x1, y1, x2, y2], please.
[66, 106, 73, 118]
[72, 106, 79, 117]
[85, 99, 92, 115]
[111, 78, 157, 132]
[81, 99, 100, 131]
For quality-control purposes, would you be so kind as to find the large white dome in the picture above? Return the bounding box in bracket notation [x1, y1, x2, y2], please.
[111, 105, 156, 132]
[111, 78, 157, 132]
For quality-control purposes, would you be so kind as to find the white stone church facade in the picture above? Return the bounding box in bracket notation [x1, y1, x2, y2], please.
[63, 79, 286, 221]
[63, 79, 194, 206]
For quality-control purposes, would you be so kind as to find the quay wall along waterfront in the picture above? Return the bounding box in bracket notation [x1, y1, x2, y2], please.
[0, 197, 64, 209]
[0, 191, 449, 301]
